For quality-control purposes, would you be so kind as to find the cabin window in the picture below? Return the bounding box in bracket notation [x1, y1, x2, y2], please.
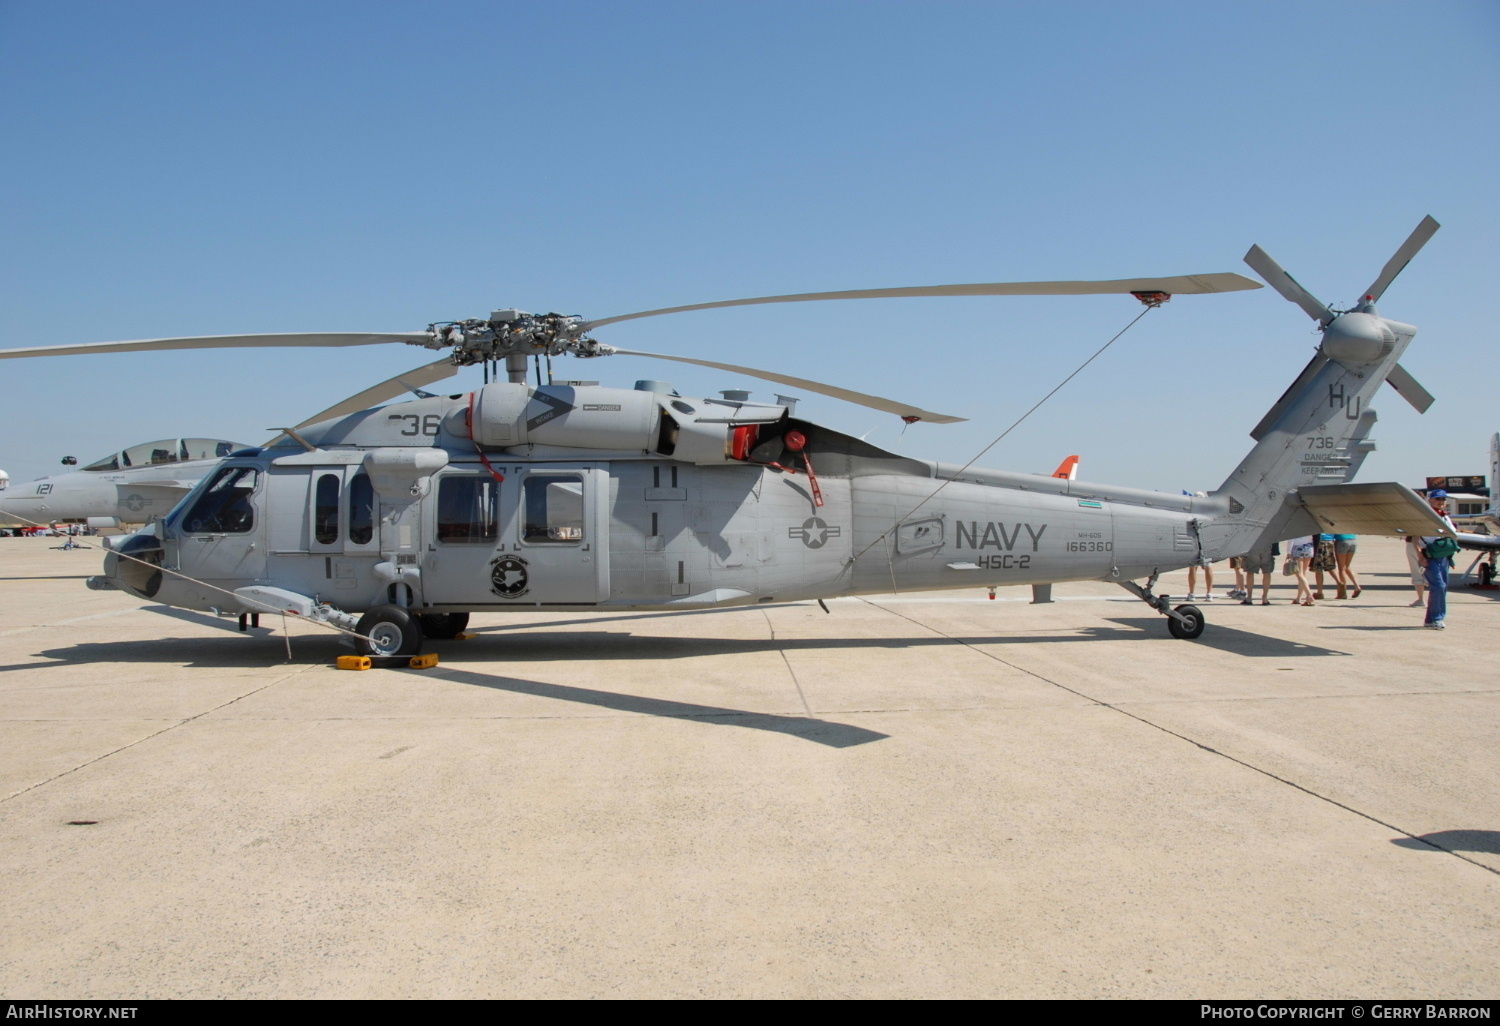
[314, 473, 341, 545]
[522, 475, 585, 544]
[436, 476, 499, 543]
[348, 472, 375, 545]
[183, 466, 259, 534]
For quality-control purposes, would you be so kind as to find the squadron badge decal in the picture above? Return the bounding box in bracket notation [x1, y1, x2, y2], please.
[490, 554, 531, 598]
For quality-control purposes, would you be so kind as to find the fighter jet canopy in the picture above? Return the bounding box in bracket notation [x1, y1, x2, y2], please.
[81, 438, 246, 472]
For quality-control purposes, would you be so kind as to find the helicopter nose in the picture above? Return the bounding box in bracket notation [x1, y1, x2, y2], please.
[100, 529, 166, 599]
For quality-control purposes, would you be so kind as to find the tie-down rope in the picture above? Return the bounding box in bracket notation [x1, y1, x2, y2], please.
[853, 304, 1156, 563]
[5, 507, 375, 647]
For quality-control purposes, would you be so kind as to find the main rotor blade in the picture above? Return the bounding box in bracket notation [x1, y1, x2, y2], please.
[0, 332, 428, 361]
[581, 273, 1261, 332]
[1362, 215, 1440, 303]
[612, 348, 966, 424]
[1244, 245, 1334, 326]
[294, 359, 462, 429]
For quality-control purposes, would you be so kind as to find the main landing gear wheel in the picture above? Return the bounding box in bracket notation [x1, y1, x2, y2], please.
[1479, 561, 1496, 588]
[1167, 603, 1205, 640]
[355, 604, 424, 658]
[417, 612, 470, 639]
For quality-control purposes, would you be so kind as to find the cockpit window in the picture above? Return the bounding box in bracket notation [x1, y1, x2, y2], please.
[314, 473, 341, 545]
[82, 438, 244, 472]
[348, 472, 375, 545]
[182, 466, 259, 534]
[120, 439, 179, 468]
[182, 438, 243, 461]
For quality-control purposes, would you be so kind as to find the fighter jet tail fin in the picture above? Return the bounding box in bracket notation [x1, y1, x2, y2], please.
[1050, 455, 1080, 481]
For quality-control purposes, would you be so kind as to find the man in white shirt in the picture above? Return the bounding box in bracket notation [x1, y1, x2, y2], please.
[1418, 489, 1458, 629]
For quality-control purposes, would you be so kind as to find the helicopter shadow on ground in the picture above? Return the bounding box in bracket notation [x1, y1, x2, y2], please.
[402, 666, 888, 749]
[11, 634, 889, 748]
[1390, 830, 1500, 857]
[1098, 618, 1350, 658]
[8, 605, 287, 671]
[446, 620, 1351, 662]
[466, 605, 804, 635]
[471, 608, 1348, 659]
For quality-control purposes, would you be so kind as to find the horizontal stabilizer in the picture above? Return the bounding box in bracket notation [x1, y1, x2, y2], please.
[1292, 482, 1455, 538]
[1385, 362, 1435, 414]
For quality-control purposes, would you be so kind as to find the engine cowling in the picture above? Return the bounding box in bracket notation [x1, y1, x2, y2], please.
[460, 383, 787, 463]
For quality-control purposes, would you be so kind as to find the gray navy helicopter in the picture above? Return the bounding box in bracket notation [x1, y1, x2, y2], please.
[0, 218, 1456, 657]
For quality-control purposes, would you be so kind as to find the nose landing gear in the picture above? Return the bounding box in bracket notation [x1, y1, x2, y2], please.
[355, 604, 424, 658]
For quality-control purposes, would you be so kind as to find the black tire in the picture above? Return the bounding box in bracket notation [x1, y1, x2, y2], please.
[1167, 603, 1205, 640]
[355, 604, 423, 658]
[1480, 561, 1495, 587]
[417, 611, 470, 640]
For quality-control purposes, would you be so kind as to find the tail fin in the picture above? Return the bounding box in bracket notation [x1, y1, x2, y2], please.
[1490, 433, 1499, 504]
[1199, 220, 1439, 558]
[1051, 455, 1080, 481]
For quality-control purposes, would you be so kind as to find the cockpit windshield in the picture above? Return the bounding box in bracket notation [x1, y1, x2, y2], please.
[82, 438, 247, 472]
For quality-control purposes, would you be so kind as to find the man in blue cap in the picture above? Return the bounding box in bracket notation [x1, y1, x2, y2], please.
[1418, 489, 1458, 629]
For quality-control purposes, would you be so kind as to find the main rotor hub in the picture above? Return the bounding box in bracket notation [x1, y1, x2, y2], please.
[414, 310, 613, 366]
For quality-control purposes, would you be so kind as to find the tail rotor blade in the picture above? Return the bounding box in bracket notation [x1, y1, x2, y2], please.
[1385, 361, 1435, 414]
[1244, 245, 1334, 326]
[1362, 215, 1440, 303]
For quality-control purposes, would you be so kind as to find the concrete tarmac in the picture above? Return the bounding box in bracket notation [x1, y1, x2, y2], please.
[1, 536, 1496, 998]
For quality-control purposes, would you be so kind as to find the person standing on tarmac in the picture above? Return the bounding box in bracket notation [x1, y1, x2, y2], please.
[1405, 536, 1428, 607]
[1333, 533, 1361, 600]
[1418, 489, 1459, 630]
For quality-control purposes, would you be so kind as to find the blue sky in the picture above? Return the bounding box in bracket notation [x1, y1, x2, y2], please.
[2, 0, 1497, 489]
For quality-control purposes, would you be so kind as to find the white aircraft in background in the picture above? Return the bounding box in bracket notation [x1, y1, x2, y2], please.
[0, 359, 453, 532]
[0, 437, 248, 530]
[1440, 433, 1500, 585]
[1449, 433, 1500, 534]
